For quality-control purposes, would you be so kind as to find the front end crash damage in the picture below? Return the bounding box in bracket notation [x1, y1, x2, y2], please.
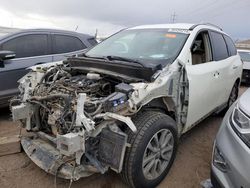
[21, 136, 96, 180]
[11, 58, 185, 180]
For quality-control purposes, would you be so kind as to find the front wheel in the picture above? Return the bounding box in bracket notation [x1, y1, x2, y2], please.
[121, 111, 178, 188]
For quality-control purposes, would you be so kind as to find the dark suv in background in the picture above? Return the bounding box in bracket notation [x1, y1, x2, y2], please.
[0, 28, 97, 107]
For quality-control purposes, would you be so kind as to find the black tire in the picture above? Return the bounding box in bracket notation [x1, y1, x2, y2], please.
[211, 170, 223, 188]
[121, 111, 178, 188]
[227, 82, 239, 108]
[220, 82, 239, 116]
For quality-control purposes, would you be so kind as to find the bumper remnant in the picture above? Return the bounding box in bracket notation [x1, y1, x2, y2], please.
[21, 136, 96, 180]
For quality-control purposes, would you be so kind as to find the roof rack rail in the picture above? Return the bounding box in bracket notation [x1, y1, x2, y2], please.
[189, 23, 223, 31]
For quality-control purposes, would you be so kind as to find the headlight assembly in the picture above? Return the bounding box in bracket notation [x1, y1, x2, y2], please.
[231, 105, 250, 148]
[213, 145, 229, 172]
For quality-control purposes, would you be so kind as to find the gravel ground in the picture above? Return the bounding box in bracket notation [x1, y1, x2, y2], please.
[0, 86, 248, 188]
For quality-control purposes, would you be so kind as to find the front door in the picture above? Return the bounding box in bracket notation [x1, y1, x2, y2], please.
[184, 31, 221, 132]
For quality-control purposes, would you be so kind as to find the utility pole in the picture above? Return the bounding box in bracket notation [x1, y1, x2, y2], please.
[95, 29, 98, 38]
[75, 25, 79, 31]
[171, 12, 177, 23]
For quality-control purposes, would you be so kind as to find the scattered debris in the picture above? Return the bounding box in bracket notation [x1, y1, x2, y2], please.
[201, 179, 213, 188]
[0, 135, 21, 156]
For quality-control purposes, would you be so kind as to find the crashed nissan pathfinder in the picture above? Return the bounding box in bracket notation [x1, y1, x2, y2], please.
[11, 23, 242, 188]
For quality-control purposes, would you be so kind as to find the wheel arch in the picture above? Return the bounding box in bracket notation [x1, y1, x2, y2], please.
[235, 77, 241, 87]
[140, 97, 176, 120]
[121, 111, 178, 188]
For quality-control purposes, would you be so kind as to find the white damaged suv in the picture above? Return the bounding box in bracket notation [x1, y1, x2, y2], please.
[11, 23, 242, 188]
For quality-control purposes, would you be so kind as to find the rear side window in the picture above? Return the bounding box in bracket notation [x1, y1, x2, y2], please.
[224, 35, 237, 56]
[210, 31, 229, 61]
[2, 34, 49, 58]
[53, 35, 87, 54]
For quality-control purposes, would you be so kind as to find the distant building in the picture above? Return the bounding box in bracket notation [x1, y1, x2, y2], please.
[236, 39, 250, 50]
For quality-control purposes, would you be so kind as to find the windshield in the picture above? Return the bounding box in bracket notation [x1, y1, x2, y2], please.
[239, 51, 250, 62]
[86, 29, 188, 64]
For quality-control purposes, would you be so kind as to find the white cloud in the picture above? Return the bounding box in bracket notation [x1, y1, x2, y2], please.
[0, 8, 15, 27]
[51, 16, 124, 36]
[0, 8, 57, 29]
[0, 8, 124, 37]
[0, 0, 249, 39]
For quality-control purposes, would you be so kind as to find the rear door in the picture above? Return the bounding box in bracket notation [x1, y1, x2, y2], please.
[0, 33, 52, 102]
[51, 34, 87, 61]
[208, 31, 231, 105]
[209, 32, 241, 105]
[184, 30, 222, 131]
[223, 34, 242, 91]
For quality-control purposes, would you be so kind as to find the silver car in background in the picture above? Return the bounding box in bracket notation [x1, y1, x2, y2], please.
[238, 49, 250, 84]
[211, 88, 250, 188]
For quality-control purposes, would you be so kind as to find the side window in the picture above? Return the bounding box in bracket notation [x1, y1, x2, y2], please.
[210, 31, 229, 61]
[191, 31, 212, 65]
[53, 35, 87, 54]
[224, 35, 237, 56]
[2, 34, 49, 58]
[87, 38, 98, 46]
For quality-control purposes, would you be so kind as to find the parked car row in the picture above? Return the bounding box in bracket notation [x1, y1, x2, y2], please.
[9, 23, 246, 188]
[0, 28, 97, 107]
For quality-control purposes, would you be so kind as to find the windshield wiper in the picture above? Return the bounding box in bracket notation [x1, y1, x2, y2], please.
[80, 54, 144, 67]
[81, 53, 109, 60]
[106, 55, 144, 67]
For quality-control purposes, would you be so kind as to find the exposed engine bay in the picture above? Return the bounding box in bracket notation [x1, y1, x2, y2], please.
[30, 68, 133, 135]
[10, 58, 181, 181]
[11, 62, 140, 179]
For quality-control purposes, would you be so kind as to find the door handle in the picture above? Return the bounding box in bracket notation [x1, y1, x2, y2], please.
[35, 62, 45, 65]
[233, 65, 238, 69]
[213, 71, 220, 77]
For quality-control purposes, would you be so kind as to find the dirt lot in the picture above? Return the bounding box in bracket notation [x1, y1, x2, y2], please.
[0, 86, 248, 188]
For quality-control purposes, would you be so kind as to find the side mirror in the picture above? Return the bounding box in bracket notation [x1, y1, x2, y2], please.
[0, 51, 16, 61]
[0, 51, 16, 68]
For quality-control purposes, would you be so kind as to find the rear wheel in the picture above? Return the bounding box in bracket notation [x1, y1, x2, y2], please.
[219, 82, 239, 116]
[121, 111, 178, 188]
[227, 82, 239, 107]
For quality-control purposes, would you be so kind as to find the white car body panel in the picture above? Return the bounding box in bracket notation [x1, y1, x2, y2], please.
[216, 56, 242, 103]
[185, 61, 221, 128]
[177, 26, 242, 132]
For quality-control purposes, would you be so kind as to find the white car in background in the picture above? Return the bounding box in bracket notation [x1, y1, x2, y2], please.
[238, 49, 250, 84]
